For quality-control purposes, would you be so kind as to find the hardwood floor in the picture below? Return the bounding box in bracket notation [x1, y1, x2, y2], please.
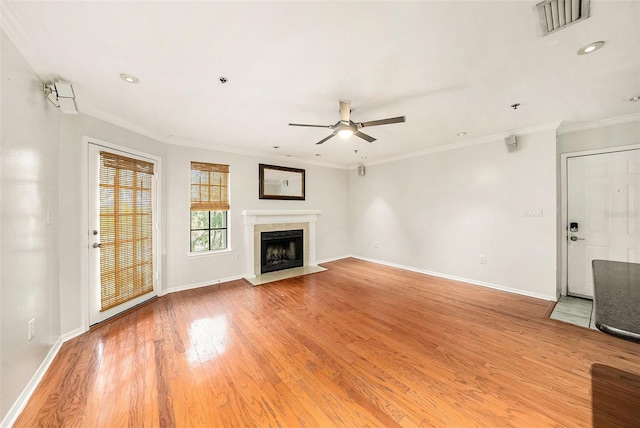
[15, 258, 640, 427]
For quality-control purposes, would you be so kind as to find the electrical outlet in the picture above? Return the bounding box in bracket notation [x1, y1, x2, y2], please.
[374, 241, 379, 248]
[479, 255, 486, 264]
[235, 253, 240, 260]
[28, 318, 35, 341]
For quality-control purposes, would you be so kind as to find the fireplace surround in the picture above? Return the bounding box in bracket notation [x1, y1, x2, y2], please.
[242, 210, 321, 280]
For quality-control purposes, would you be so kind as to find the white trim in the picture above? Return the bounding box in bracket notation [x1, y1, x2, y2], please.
[80, 137, 89, 331]
[0, 2, 55, 83]
[557, 113, 640, 136]
[317, 255, 352, 264]
[187, 249, 233, 258]
[352, 255, 557, 301]
[82, 108, 348, 170]
[0, 325, 86, 428]
[559, 143, 640, 296]
[59, 327, 86, 343]
[81, 107, 169, 145]
[354, 121, 562, 169]
[241, 210, 321, 223]
[0, 338, 63, 428]
[82, 136, 163, 327]
[160, 275, 245, 296]
[169, 135, 348, 170]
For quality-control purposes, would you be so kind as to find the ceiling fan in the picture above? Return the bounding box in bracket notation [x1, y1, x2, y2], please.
[289, 100, 406, 145]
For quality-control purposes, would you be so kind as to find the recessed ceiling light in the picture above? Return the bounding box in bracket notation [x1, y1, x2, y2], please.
[120, 73, 139, 84]
[315, 154, 321, 157]
[577, 41, 605, 55]
[622, 93, 640, 102]
[272, 145, 280, 149]
[457, 132, 467, 136]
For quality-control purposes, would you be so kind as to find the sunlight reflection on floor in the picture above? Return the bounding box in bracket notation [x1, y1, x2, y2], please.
[187, 315, 228, 365]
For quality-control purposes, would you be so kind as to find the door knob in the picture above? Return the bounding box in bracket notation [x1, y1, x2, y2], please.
[93, 243, 102, 248]
[569, 236, 585, 241]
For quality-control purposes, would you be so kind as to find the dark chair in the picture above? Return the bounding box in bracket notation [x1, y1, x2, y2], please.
[592, 259, 640, 342]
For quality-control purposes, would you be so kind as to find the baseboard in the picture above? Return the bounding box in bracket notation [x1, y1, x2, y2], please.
[317, 255, 352, 264]
[351, 255, 557, 302]
[59, 327, 86, 343]
[0, 324, 88, 428]
[1, 337, 60, 427]
[163, 258, 352, 295]
[161, 274, 246, 296]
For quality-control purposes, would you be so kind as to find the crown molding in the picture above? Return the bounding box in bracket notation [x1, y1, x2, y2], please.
[1, 2, 55, 83]
[557, 113, 640, 135]
[80, 108, 347, 170]
[80, 106, 171, 144]
[167, 135, 348, 170]
[351, 120, 563, 169]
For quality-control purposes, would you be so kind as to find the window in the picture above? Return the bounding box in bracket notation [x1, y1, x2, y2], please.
[190, 210, 227, 252]
[190, 162, 229, 252]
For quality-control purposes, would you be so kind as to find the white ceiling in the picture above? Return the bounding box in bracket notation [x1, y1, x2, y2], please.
[3, 1, 639, 167]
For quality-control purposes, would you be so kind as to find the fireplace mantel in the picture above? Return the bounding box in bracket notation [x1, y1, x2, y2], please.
[242, 210, 321, 279]
[242, 210, 321, 226]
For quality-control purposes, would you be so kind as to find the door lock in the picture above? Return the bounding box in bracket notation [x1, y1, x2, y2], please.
[569, 236, 585, 241]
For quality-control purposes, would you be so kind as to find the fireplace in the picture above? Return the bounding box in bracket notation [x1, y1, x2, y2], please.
[260, 229, 304, 274]
[242, 210, 320, 280]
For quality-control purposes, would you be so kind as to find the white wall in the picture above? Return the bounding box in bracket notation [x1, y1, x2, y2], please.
[350, 130, 558, 300]
[1, 32, 61, 420]
[165, 144, 351, 290]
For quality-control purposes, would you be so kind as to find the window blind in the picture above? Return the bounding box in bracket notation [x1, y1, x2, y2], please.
[190, 162, 230, 211]
[99, 151, 154, 311]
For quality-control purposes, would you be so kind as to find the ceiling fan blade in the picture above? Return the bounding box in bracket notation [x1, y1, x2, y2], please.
[354, 131, 376, 143]
[316, 133, 336, 145]
[339, 100, 351, 122]
[289, 123, 332, 128]
[360, 116, 406, 128]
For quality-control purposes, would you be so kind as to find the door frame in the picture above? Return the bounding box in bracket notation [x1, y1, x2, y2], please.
[560, 143, 640, 297]
[81, 136, 162, 330]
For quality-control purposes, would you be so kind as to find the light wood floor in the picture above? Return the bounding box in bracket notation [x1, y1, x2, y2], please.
[15, 258, 640, 427]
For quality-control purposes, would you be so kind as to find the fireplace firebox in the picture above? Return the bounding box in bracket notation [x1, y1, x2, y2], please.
[260, 229, 303, 274]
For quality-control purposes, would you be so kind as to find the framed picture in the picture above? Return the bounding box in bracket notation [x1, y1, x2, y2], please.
[259, 164, 305, 200]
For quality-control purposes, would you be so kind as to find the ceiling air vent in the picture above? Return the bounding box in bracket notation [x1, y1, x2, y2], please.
[536, 0, 590, 36]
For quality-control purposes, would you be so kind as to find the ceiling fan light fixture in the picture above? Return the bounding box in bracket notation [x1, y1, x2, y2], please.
[290, 100, 405, 145]
[338, 129, 354, 139]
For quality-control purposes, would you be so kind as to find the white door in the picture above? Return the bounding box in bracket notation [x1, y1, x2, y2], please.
[88, 143, 159, 325]
[567, 149, 640, 298]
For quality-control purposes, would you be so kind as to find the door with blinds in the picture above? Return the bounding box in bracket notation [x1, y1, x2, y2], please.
[88, 143, 158, 325]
